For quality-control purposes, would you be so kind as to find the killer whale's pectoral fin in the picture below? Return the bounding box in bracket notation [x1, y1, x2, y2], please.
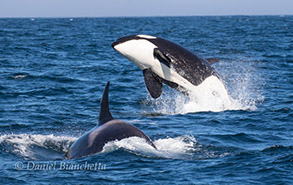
[206, 58, 220, 65]
[153, 48, 171, 68]
[143, 69, 163, 99]
[98, 81, 114, 125]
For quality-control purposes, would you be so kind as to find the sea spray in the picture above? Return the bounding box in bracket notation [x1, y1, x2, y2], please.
[144, 59, 264, 115]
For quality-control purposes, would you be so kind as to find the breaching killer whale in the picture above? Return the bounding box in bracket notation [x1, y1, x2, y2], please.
[66, 82, 156, 159]
[112, 34, 229, 102]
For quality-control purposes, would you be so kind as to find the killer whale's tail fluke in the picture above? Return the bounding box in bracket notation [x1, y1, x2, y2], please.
[99, 81, 114, 125]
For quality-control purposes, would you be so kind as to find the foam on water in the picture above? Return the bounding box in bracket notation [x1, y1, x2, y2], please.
[12, 74, 28, 79]
[0, 133, 232, 160]
[0, 134, 198, 160]
[102, 135, 232, 160]
[0, 134, 76, 160]
[103, 135, 201, 159]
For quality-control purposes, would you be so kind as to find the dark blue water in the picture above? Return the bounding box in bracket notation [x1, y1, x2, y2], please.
[0, 16, 292, 184]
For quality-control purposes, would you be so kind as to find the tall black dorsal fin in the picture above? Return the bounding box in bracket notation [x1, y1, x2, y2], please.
[206, 58, 220, 65]
[153, 48, 171, 67]
[143, 69, 162, 99]
[98, 81, 114, 125]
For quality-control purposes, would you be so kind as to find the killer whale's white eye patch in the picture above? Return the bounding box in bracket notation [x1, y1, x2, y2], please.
[137, 35, 157, 39]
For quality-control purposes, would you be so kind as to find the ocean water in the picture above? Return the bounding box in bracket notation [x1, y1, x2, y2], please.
[0, 16, 292, 184]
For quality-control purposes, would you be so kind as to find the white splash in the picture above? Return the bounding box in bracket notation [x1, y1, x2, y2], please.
[146, 59, 264, 115]
[0, 134, 76, 160]
[13, 75, 28, 79]
[102, 135, 196, 159]
[218, 58, 265, 111]
[0, 133, 197, 160]
[0, 134, 230, 160]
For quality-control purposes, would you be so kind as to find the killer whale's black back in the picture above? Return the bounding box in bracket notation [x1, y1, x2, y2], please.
[148, 37, 219, 86]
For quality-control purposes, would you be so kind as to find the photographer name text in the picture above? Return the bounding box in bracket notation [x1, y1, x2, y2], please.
[14, 161, 106, 171]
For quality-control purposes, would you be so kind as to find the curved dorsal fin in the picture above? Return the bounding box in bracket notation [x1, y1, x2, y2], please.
[98, 81, 114, 125]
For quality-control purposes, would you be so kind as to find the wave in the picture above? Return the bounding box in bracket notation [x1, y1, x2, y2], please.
[10, 72, 83, 83]
[0, 134, 76, 160]
[103, 135, 234, 160]
[103, 135, 197, 160]
[0, 134, 232, 160]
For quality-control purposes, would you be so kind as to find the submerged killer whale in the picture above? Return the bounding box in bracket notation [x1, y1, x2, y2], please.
[66, 82, 156, 159]
[112, 34, 229, 102]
